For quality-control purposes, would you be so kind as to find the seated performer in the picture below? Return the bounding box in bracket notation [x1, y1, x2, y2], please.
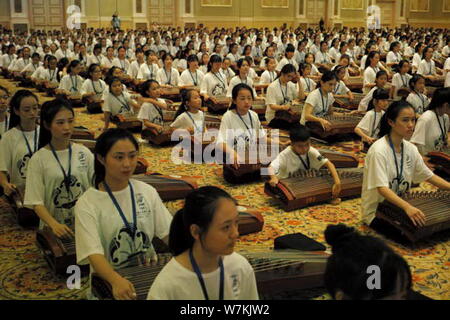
[24, 99, 94, 236]
[0, 86, 9, 139]
[75, 128, 172, 300]
[267, 125, 341, 203]
[361, 101, 450, 235]
[324, 224, 413, 300]
[171, 89, 205, 135]
[147, 186, 258, 300]
[137, 80, 169, 133]
[406, 74, 430, 116]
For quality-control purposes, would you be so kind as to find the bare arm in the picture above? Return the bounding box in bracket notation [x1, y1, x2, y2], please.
[427, 174, 450, 190]
[103, 111, 111, 130]
[34, 204, 74, 238]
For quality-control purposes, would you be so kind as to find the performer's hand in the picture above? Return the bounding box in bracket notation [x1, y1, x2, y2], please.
[112, 276, 137, 300]
[405, 205, 426, 227]
[269, 176, 279, 187]
[50, 222, 75, 239]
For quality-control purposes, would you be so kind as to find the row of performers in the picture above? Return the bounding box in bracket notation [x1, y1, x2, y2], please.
[0, 89, 447, 300]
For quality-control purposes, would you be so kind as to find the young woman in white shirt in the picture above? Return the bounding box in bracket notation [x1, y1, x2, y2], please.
[137, 80, 169, 133]
[81, 64, 107, 113]
[259, 57, 277, 85]
[361, 100, 450, 234]
[199, 52, 210, 75]
[417, 46, 442, 81]
[0, 86, 10, 139]
[86, 44, 103, 68]
[301, 71, 336, 131]
[355, 88, 390, 148]
[75, 128, 172, 300]
[156, 53, 180, 87]
[304, 53, 321, 80]
[171, 89, 205, 135]
[276, 44, 298, 73]
[390, 60, 412, 100]
[226, 43, 240, 67]
[0, 90, 39, 197]
[101, 46, 116, 71]
[24, 99, 94, 236]
[137, 50, 160, 82]
[315, 41, 333, 71]
[265, 64, 303, 129]
[113, 47, 130, 72]
[200, 55, 229, 104]
[298, 63, 317, 97]
[363, 51, 382, 94]
[57, 60, 84, 101]
[147, 186, 258, 300]
[226, 58, 257, 98]
[221, 57, 235, 84]
[332, 65, 353, 101]
[179, 54, 205, 88]
[411, 42, 425, 73]
[406, 74, 430, 115]
[358, 70, 389, 112]
[102, 77, 140, 131]
[411, 88, 450, 156]
[386, 41, 403, 68]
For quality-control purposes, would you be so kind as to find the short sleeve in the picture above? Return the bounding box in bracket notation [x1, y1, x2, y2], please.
[365, 150, 390, 191]
[23, 155, 45, 207]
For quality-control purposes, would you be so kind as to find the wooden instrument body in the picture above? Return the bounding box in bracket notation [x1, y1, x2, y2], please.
[274, 103, 303, 123]
[265, 169, 363, 211]
[254, 83, 269, 95]
[237, 206, 264, 235]
[205, 96, 231, 114]
[346, 77, 363, 92]
[425, 77, 445, 88]
[306, 115, 361, 139]
[427, 150, 450, 177]
[252, 99, 267, 115]
[333, 93, 364, 110]
[132, 173, 198, 201]
[72, 127, 95, 140]
[91, 250, 329, 300]
[55, 93, 84, 108]
[71, 139, 96, 152]
[141, 126, 175, 146]
[318, 149, 359, 168]
[5, 193, 39, 227]
[83, 96, 103, 114]
[223, 144, 286, 184]
[112, 114, 142, 132]
[160, 87, 181, 102]
[376, 191, 450, 243]
[35, 228, 89, 275]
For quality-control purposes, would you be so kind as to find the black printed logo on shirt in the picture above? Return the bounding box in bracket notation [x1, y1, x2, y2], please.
[109, 227, 152, 268]
[16, 154, 32, 179]
[51, 175, 83, 226]
[230, 274, 241, 299]
[77, 151, 88, 169]
[212, 84, 225, 96]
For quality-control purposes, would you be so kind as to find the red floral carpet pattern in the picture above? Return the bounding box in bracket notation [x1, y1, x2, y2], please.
[0, 78, 449, 300]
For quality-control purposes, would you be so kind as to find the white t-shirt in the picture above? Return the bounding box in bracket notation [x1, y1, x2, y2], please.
[170, 110, 205, 133]
[269, 146, 328, 179]
[356, 110, 385, 138]
[301, 88, 335, 125]
[75, 179, 172, 275]
[127, 61, 144, 79]
[137, 63, 159, 80]
[412, 53, 422, 68]
[298, 77, 317, 93]
[24, 143, 95, 229]
[156, 68, 180, 86]
[179, 69, 205, 87]
[58, 74, 84, 94]
[406, 91, 430, 115]
[332, 80, 350, 96]
[35, 67, 59, 85]
[444, 58, 450, 88]
[276, 57, 298, 72]
[81, 79, 107, 101]
[315, 51, 332, 64]
[147, 252, 258, 300]
[100, 56, 115, 69]
[200, 72, 229, 97]
[217, 109, 266, 147]
[112, 58, 130, 71]
[226, 75, 257, 98]
[265, 79, 298, 123]
[55, 49, 73, 61]
[361, 137, 434, 225]
[102, 91, 135, 116]
[386, 51, 402, 64]
[417, 59, 436, 76]
[391, 73, 412, 98]
[0, 126, 40, 194]
[410, 110, 449, 155]
[358, 87, 378, 112]
[11, 58, 30, 72]
[260, 70, 277, 84]
[363, 66, 380, 93]
[0, 114, 9, 138]
[137, 99, 166, 128]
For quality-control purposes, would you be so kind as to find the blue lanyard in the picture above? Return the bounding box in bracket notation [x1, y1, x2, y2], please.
[371, 111, 380, 137]
[236, 111, 254, 140]
[304, 78, 311, 92]
[334, 82, 340, 94]
[189, 248, 224, 300]
[388, 135, 404, 188]
[49, 142, 72, 194]
[113, 93, 130, 112]
[213, 72, 226, 88]
[147, 64, 155, 79]
[320, 89, 328, 114]
[70, 75, 78, 92]
[296, 150, 310, 170]
[189, 70, 198, 86]
[186, 111, 203, 133]
[164, 68, 172, 85]
[435, 111, 448, 145]
[279, 79, 289, 104]
[19, 125, 38, 156]
[104, 181, 137, 238]
[92, 80, 104, 95]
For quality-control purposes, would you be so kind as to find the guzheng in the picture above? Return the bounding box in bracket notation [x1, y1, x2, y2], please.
[162, 109, 177, 122]
[84, 97, 103, 114]
[204, 114, 222, 129]
[205, 96, 231, 114]
[5, 191, 39, 228]
[91, 250, 329, 300]
[160, 87, 181, 102]
[236, 205, 264, 236]
[72, 126, 95, 140]
[254, 83, 269, 95]
[427, 149, 450, 178]
[252, 99, 267, 116]
[426, 76, 445, 88]
[376, 191, 450, 243]
[44, 82, 58, 97]
[265, 168, 363, 211]
[223, 143, 286, 184]
[56, 93, 84, 108]
[275, 102, 303, 123]
[333, 93, 365, 110]
[318, 149, 359, 168]
[141, 125, 175, 146]
[346, 77, 363, 92]
[112, 114, 142, 132]
[71, 139, 96, 152]
[306, 114, 362, 140]
[189, 133, 216, 161]
[132, 173, 198, 201]
[36, 227, 89, 276]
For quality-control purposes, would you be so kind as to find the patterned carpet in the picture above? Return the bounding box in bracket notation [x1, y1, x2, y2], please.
[0, 77, 449, 300]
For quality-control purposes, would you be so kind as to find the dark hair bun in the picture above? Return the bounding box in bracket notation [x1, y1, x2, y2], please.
[325, 224, 355, 247]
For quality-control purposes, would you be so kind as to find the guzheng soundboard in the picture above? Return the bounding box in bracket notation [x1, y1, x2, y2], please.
[333, 93, 365, 111]
[427, 150, 450, 177]
[376, 191, 450, 243]
[306, 114, 362, 140]
[265, 168, 364, 211]
[141, 125, 175, 146]
[205, 96, 231, 114]
[112, 114, 142, 131]
[91, 250, 329, 300]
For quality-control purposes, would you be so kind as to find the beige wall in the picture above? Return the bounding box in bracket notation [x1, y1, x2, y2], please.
[406, 0, 450, 27]
[0, 0, 11, 28]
